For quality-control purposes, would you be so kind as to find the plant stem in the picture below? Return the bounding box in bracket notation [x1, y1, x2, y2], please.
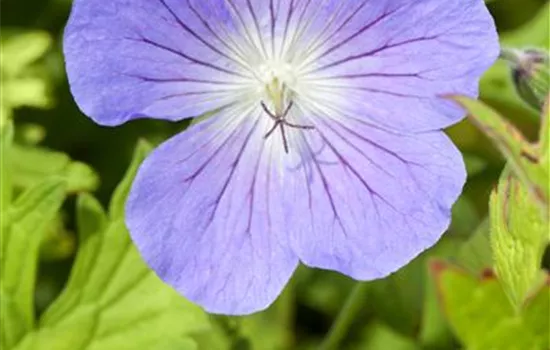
[319, 282, 370, 350]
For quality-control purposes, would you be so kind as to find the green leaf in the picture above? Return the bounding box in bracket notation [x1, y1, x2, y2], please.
[450, 95, 549, 212]
[490, 170, 549, 305]
[499, 2, 549, 49]
[240, 284, 295, 350]
[0, 179, 66, 350]
[1, 121, 14, 209]
[540, 96, 549, 167]
[354, 323, 419, 350]
[3, 79, 53, 110]
[109, 139, 152, 219]
[368, 259, 424, 336]
[0, 30, 52, 77]
[454, 218, 492, 272]
[0, 30, 54, 120]
[433, 262, 549, 350]
[39, 213, 76, 262]
[463, 153, 488, 178]
[16, 140, 209, 350]
[418, 263, 455, 350]
[450, 196, 481, 237]
[22, 194, 208, 350]
[11, 145, 99, 193]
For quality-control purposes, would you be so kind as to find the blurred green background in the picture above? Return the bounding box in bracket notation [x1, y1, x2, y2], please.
[1, 0, 549, 349]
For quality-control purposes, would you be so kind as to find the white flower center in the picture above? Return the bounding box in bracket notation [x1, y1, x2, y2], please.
[254, 59, 300, 115]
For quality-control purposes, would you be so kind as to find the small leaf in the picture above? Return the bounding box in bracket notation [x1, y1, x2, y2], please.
[109, 140, 152, 219]
[433, 261, 549, 350]
[11, 145, 99, 193]
[490, 169, 548, 305]
[0, 179, 66, 350]
[450, 95, 549, 212]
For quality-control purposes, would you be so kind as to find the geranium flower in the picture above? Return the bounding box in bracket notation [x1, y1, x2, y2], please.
[64, 0, 498, 314]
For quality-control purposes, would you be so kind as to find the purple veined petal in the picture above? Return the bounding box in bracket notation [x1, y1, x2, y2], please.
[290, 0, 499, 132]
[64, 0, 262, 126]
[125, 106, 299, 315]
[65, 0, 498, 130]
[282, 104, 466, 279]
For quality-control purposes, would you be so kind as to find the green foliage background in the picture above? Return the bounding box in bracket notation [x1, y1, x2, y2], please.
[0, 0, 549, 349]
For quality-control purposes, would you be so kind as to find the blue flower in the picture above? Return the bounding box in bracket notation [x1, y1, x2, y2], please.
[64, 0, 499, 314]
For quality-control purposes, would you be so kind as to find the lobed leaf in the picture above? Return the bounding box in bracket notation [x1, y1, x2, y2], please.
[433, 261, 549, 350]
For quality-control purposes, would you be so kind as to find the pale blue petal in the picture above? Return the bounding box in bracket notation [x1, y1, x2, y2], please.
[126, 109, 299, 314]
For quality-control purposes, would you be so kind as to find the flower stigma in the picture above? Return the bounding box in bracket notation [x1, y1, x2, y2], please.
[256, 60, 314, 154]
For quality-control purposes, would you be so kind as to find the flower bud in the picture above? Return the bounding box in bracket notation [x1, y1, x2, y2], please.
[501, 48, 549, 111]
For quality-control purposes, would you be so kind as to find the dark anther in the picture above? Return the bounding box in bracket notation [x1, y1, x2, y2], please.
[261, 101, 314, 154]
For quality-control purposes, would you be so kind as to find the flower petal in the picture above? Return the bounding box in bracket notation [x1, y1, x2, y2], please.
[126, 108, 298, 315]
[296, 0, 499, 132]
[64, 0, 256, 126]
[284, 111, 466, 279]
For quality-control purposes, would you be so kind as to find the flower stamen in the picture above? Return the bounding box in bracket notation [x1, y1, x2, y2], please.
[261, 101, 315, 154]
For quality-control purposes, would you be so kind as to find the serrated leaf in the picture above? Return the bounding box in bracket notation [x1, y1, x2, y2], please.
[109, 140, 152, 219]
[450, 95, 549, 212]
[11, 145, 99, 193]
[433, 262, 549, 350]
[0, 179, 66, 350]
[490, 170, 548, 305]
